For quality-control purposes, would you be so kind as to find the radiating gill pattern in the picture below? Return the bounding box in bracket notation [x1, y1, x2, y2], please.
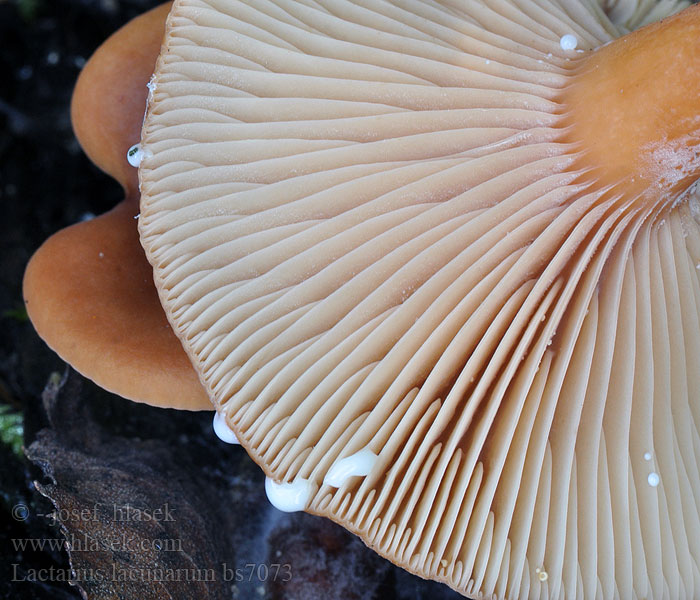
[138, 0, 699, 598]
[600, 0, 690, 30]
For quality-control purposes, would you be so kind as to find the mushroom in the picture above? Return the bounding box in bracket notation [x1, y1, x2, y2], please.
[135, 0, 700, 597]
[22, 0, 700, 597]
[22, 3, 210, 410]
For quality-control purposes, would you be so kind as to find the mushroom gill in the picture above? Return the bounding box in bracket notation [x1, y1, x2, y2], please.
[138, 0, 700, 598]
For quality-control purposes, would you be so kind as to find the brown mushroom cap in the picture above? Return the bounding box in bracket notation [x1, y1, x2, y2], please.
[139, 0, 700, 597]
[23, 3, 211, 410]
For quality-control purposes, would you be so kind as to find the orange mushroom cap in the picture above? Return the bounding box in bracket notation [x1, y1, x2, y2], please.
[22, 2, 210, 410]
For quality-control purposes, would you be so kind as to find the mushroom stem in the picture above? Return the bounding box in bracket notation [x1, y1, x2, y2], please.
[565, 4, 700, 197]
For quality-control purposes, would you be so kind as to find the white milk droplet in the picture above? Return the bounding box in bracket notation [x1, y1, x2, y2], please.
[648, 472, 660, 487]
[212, 412, 239, 445]
[265, 477, 312, 513]
[324, 448, 378, 488]
[643, 452, 652, 461]
[560, 34, 578, 51]
[146, 76, 157, 100]
[127, 144, 144, 167]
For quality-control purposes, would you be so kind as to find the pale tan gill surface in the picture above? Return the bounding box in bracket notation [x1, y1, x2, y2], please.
[138, 1, 699, 598]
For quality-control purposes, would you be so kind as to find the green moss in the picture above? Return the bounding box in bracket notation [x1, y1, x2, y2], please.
[16, 0, 44, 22]
[0, 405, 24, 458]
[1, 305, 29, 323]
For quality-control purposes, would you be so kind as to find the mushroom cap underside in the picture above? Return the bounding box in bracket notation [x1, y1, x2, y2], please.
[139, 0, 700, 597]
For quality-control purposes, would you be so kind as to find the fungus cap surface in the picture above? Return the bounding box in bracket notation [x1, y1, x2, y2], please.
[139, 0, 700, 597]
[23, 2, 211, 410]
